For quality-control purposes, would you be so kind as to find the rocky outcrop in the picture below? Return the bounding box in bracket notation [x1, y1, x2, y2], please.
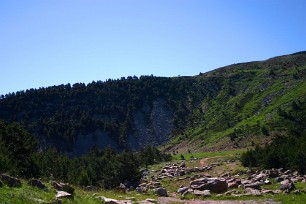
[0, 174, 22, 187]
[127, 99, 174, 150]
[28, 179, 47, 189]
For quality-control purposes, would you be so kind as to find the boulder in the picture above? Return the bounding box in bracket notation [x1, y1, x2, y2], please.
[155, 188, 168, 197]
[0, 174, 22, 187]
[28, 179, 46, 189]
[56, 191, 73, 199]
[190, 178, 227, 193]
[280, 179, 295, 192]
[52, 181, 75, 194]
[207, 178, 228, 193]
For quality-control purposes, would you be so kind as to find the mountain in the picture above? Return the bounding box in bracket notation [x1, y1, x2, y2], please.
[0, 51, 305, 155]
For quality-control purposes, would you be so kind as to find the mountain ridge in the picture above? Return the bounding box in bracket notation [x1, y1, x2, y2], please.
[0, 51, 305, 155]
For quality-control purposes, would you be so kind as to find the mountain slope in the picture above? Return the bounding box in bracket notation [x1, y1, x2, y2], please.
[0, 51, 305, 155]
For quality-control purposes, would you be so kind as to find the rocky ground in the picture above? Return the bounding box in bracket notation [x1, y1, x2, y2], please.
[1, 154, 306, 203]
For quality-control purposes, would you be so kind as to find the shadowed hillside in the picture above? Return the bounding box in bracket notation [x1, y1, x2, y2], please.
[0, 51, 305, 155]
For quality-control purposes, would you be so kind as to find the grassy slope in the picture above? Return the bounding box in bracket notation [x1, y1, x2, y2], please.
[169, 52, 306, 152]
[0, 180, 158, 204]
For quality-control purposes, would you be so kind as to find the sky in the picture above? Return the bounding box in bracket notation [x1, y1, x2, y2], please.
[1, 0, 305, 95]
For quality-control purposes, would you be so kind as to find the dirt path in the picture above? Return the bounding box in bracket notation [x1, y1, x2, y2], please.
[157, 197, 280, 204]
[199, 156, 223, 167]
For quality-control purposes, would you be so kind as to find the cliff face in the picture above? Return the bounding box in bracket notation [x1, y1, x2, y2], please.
[127, 99, 174, 150]
[0, 51, 305, 155]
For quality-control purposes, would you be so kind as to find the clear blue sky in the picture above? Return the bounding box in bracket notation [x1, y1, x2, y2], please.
[1, 0, 305, 95]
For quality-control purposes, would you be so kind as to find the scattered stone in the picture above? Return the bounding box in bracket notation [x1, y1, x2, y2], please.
[280, 179, 295, 192]
[261, 189, 274, 194]
[228, 179, 241, 188]
[243, 181, 264, 189]
[52, 181, 75, 194]
[28, 179, 46, 189]
[193, 189, 211, 196]
[245, 188, 262, 196]
[177, 186, 188, 194]
[56, 191, 73, 199]
[0, 174, 22, 187]
[264, 179, 271, 185]
[272, 190, 282, 194]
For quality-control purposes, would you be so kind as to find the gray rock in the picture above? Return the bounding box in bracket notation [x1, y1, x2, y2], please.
[52, 181, 75, 194]
[56, 191, 73, 199]
[156, 188, 168, 196]
[177, 186, 188, 194]
[245, 188, 262, 196]
[0, 174, 22, 187]
[28, 179, 46, 189]
[190, 178, 228, 193]
[193, 189, 211, 196]
[207, 178, 228, 193]
[280, 179, 295, 192]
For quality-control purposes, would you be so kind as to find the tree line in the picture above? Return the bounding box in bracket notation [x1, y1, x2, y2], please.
[0, 121, 171, 188]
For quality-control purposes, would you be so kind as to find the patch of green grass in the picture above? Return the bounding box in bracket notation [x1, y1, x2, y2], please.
[172, 149, 244, 161]
[0, 180, 158, 204]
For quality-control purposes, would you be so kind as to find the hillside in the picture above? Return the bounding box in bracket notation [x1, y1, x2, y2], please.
[0, 51, 305, 155]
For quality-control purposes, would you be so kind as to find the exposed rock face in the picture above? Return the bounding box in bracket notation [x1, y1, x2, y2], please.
[27, 179, 46, 189]
[0, 174, 21, 187]
[52, 181, 75, 194]
[127, 99, 174, 150]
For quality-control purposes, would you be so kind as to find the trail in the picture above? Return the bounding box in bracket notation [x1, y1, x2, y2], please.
[199, 156, 223, 167]
[157, 197, 280, 204]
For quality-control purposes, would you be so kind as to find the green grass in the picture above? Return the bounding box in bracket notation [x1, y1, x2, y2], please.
[0, 180, 158, 204]
[172, 149, 244, 161]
